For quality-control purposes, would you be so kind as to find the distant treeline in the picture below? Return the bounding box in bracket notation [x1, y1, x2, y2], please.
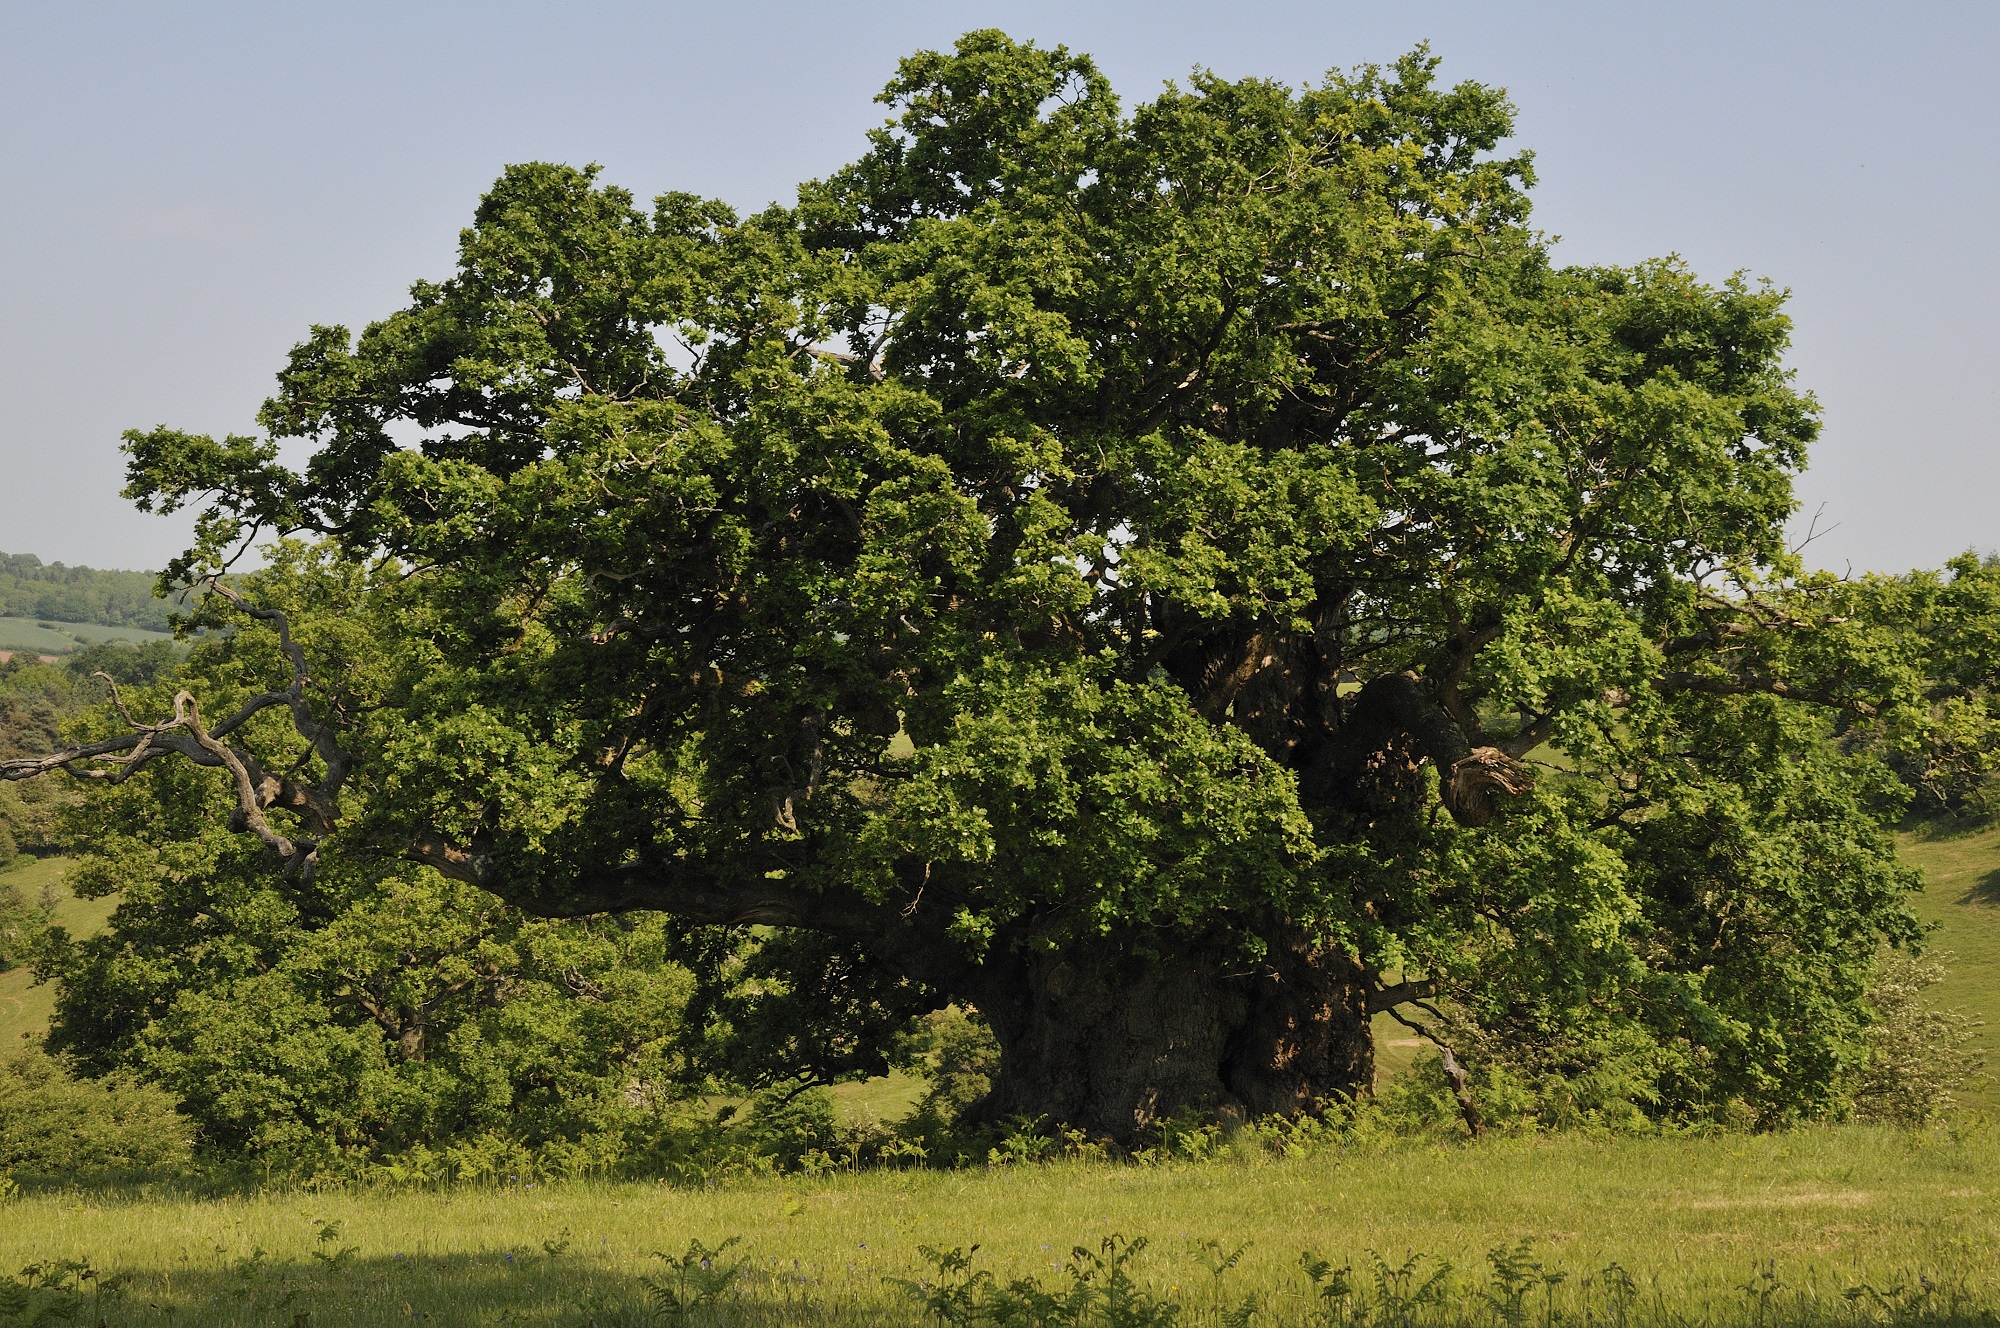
[0, 553, 172, 630]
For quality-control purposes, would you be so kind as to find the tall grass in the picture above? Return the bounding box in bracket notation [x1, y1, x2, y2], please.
[3, 1124, 1995, 1325]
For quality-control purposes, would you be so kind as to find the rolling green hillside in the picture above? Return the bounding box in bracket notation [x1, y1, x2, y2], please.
[0, 614, 174, 654]
[1899, 821, 2000, 1112]
[0, 551, 175, 632]
[0, 549, 182, 654]
[0, 857, 108, 1044]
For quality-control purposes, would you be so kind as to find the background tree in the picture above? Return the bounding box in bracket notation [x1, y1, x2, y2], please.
[0, 644, 181, 863]
[0, 552, 177, 632]
[1829, 554, 2000, 817]
[9, 32, 1980, 1140]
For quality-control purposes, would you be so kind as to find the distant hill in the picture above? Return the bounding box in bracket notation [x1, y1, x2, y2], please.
[0, 552, 175, 634]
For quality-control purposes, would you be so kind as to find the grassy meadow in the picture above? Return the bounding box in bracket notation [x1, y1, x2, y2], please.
[0, 615, 173, 654]
[5, 1126, 1998, 1325]
[1, 831, 1997, 1323]
[1899, 823, 2000, 1113]
[0, 856, 110, 1047]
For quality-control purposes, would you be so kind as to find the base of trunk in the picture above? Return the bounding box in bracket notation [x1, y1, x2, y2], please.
[962, 928, 1372, 1144]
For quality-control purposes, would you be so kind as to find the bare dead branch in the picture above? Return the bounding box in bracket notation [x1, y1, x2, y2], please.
[1, 584, 353, 880]
[172, 689, 307, 868]
[1384, 1005, 1486, 1137]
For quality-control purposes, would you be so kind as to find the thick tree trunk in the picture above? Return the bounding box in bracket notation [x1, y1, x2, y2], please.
[958, 927, 1373, 1144]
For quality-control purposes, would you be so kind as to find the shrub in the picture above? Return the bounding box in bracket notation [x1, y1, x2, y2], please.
[0, 1047, 193, 1183]
[40, 847, 710, 1178]
[893, 1005, 1001, 1131]
[1852, 950, 1986, 1125]
[0, 877, 30, 970]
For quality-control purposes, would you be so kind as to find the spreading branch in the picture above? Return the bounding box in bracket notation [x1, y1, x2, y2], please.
[1366, 978, 1436, 1013]
[0, 583, 354, 880]
[1654, 670, 1877, 717]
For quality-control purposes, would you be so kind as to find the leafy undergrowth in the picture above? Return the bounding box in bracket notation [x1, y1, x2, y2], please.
[3, 1124, 1997, 1325]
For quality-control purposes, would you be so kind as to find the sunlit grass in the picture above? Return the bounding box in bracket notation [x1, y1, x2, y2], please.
[4, 1124, 1996, 1325]
[826, 1070, 926, 1131]
[1900, 823, 2000, 1112]
[0, 616, 172, 653]
[0, 857, 103, 1044]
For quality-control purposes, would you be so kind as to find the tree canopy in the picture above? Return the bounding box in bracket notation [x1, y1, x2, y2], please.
[14, 32, 2000, 1141]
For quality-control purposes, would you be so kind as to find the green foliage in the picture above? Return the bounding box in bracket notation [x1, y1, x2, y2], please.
[0, 1257, 133, 1326]
[0, 645, 179, 869]
[640, 1237, 743, 1324]
[0, 1047, 192, 1183]
[36, 852, 709, 1176]
[0, 659, 77, 764]
[0, 880, 30, 969]
[0, 654, 138, 860]
[1829, 555, 2000, 818]
[53, 30, 1996, 1137]
[1852, 951, 1986, 1126]
[0, 551, 175, 632]
[892, 1006, 1002, 1131]
[62, 638, 181, 687]
[1297, 1250, 1456, 1328]
[899, 1236, 1190, 1328]
[1894, 824, 2000, 1114]
[7, 562, 737, 1177]
[1412, 689, 1930, 1128]
[697, 930, 939, 1094]
[25, 584, 954, 1180]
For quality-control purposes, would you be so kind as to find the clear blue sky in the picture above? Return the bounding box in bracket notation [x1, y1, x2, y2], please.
[3, 1, 1993, 574]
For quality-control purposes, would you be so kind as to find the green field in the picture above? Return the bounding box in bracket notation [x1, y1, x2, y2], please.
[0, 615, 173, 654]
[5, 1126, 1996, 1325]
[1898, 823, 2000, 1112]
[0, 857, 109, 1046]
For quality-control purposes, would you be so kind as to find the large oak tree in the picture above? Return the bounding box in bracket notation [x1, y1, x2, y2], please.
[14, 33, 1985, 1141]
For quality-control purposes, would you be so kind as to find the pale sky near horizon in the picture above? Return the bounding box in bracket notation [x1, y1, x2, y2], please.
[2, 2, 1994, 575]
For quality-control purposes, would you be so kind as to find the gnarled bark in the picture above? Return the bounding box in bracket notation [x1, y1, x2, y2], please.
[956, 924, 1373, 1142]
[1302, 670, 1533, 827]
